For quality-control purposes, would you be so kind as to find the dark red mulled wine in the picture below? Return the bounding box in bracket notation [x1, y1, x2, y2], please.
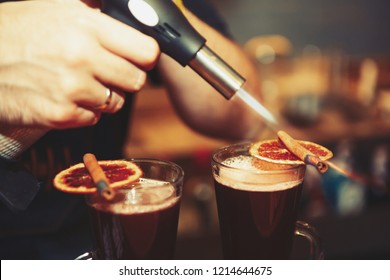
[86, 159, 183, 260]
[212, 143, 306, 259]
[88, 183, 180, 259]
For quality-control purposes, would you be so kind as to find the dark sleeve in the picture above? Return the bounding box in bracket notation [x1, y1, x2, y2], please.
[0, 156, 40, 211]
[183, 0, 231, 37]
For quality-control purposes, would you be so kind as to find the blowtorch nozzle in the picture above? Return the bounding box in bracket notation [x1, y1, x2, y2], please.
[189, 45, 245, 100]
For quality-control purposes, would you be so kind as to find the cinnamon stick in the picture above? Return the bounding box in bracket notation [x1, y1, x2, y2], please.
[83, 153, 115, 200]
[277, 130, 328, 173]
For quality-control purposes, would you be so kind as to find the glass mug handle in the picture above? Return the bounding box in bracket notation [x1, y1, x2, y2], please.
[75, 251, 97, 260]
[294, 220, 324, 260]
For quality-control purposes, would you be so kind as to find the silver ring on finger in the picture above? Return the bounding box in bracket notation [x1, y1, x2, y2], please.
[93, 88, 113, 110]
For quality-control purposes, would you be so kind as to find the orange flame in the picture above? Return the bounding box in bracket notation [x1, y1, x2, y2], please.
[326, 161, 365, 182]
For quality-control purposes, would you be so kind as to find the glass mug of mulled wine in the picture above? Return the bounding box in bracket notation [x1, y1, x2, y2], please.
[211, 143, 323, 260]
[84, 159, 184, 260]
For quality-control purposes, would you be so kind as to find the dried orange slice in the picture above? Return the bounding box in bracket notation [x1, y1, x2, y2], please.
[249, 139, 333, 165]
[53, 160, 143, 194]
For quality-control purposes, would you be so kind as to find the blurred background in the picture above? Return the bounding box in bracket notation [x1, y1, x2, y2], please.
[124, 0, 390, 259]
[210, 0, 390, 55]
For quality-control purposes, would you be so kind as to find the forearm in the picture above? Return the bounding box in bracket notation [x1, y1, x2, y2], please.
[156, 7, 262, 140]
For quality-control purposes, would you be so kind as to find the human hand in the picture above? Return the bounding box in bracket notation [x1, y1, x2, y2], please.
[0, 0, 159, 129]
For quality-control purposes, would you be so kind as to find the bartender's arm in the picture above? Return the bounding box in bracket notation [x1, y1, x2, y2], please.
[157, 1, 263, 140]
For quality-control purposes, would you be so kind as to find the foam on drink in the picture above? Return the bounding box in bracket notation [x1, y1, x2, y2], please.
[89, 178, 179, 214]
[215, 155, 305, 192]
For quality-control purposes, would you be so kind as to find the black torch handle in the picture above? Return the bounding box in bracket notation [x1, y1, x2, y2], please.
[101, 0, 206, 66]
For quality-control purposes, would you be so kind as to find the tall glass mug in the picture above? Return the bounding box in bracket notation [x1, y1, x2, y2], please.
[211, 143, 323, 259]
[85, 159, 184, 260]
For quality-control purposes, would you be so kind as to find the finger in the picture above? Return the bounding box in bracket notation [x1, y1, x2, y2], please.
[88, 88, 125, 113]
[91, 11, 160, 70]
[79, 86, 125, 113]
[66, 108, 101, 128]
[90, 47, 147, 92]
[106, 90, 125, 113]
[58, 73, 123, 113]
[39, 104, 101, 129]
